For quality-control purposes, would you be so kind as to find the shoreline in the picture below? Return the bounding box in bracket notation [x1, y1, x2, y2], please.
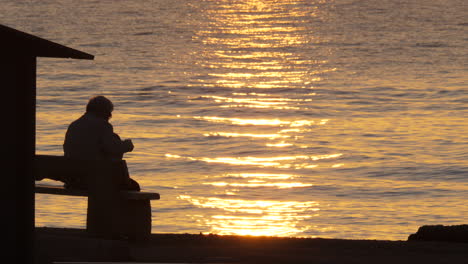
[35, 227, 468, 264]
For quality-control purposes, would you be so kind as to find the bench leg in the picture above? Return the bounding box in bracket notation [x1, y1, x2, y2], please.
[87, 194, 121, 238]
[120, 199, 152, 241]
[87, 197, 152, 241]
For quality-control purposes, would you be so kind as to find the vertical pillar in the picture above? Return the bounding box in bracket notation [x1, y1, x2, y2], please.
[3, 54, 36, 264]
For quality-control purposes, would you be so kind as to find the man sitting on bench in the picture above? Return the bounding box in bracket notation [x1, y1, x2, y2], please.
[63, 95, 140, 191]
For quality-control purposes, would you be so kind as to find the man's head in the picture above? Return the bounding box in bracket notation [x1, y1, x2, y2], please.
[86, 96, 113, 120]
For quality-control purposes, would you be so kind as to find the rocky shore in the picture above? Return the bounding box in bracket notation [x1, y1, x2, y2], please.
[408, 224, 468, 243]
[35, 226, 468, 264]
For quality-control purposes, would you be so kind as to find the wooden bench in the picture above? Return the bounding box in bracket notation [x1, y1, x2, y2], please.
[34, 155, 160, 240]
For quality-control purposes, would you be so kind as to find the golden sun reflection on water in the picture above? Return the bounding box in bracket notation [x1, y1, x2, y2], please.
[204, 132, 290, 139]
[191, 0, 333, 91]
[166, 153, 342, 169]
[204, 181, 312, 189]
[200, 94, 314, 110]
[195, 116, 328, 127]
[179, 195, 319, 237]
[266, 141, 294, 147]
[179, 0, 338, 237]
[226, 173, 296, 180]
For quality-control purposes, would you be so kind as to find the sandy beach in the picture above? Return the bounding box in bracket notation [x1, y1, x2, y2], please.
[35, 227, 468, 264]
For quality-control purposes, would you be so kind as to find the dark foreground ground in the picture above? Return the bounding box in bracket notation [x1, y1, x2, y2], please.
[35, 227, 468, 264]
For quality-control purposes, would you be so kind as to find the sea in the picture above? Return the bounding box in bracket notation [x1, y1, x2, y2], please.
[2, 0, 467, 241]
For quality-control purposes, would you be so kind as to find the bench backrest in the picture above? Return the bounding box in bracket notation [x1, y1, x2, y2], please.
[34, 155, 128, 190]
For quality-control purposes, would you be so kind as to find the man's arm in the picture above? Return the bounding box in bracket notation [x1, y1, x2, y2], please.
[100, 123, 134, 157]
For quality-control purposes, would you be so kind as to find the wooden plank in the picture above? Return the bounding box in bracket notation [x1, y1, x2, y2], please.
[35, 184, 87, 197]
[35, 184, 160, 200]
[124, 191, 160, 200]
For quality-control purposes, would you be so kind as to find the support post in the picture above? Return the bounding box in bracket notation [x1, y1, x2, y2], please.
[3, 54, 36, 264]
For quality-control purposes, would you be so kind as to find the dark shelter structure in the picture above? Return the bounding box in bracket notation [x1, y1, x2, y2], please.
[1, 24, 94, 263]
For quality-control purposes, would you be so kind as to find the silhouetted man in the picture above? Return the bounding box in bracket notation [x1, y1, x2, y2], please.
[63, 95, 140, 190]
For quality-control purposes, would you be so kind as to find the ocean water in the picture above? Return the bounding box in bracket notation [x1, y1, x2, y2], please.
[2, 0, 467, 240]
